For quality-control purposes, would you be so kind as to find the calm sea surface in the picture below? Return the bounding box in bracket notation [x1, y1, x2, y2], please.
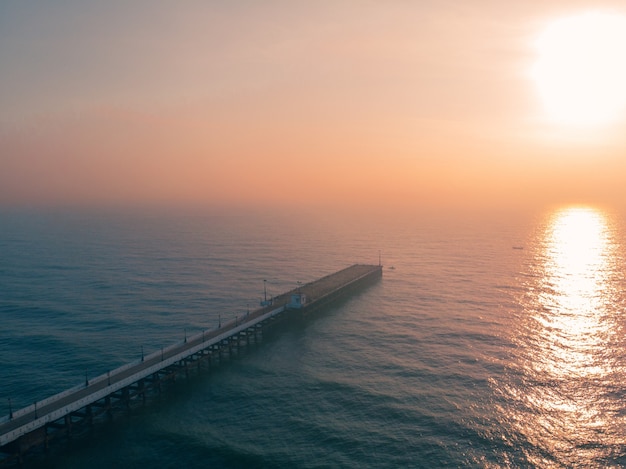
[1, 206, 625, 468]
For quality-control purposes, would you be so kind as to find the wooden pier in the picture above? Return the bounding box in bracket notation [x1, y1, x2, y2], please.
[0, 264, 382, 465]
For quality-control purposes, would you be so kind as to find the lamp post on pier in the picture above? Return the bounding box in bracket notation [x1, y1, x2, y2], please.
[141, 345, 144, 362]
[8, 398, 12, 420]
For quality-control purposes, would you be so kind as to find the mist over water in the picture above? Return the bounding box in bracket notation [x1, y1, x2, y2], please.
[1, 207, 625, 467]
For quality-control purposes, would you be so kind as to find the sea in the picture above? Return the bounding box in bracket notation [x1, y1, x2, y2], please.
[1, 205, 626, 468]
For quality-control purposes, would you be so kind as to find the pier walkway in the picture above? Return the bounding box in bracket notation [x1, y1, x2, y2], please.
[0, 264, 382, 463]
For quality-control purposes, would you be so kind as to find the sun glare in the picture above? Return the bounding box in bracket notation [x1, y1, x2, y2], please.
[532, 12, 626, 127]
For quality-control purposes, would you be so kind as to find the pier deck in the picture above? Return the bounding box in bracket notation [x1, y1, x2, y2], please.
[0, 264, 382, 463]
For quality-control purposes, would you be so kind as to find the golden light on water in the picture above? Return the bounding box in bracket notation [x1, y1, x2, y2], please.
[538, 207, 614, 379]
[503, 207, 626, 466]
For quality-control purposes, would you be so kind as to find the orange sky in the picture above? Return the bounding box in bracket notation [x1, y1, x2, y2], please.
[2, 1, 626, 212]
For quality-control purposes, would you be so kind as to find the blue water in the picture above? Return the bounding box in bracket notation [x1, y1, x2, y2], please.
[1, 207, 625, 467]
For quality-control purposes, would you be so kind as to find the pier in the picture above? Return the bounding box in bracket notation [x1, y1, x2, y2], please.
[0, 264, 382, 465]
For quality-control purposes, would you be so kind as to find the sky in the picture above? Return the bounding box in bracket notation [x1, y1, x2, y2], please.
[2, 0, 626, 213]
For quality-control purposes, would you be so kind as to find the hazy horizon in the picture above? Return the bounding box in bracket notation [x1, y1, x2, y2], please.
[2, 1, 626, 213]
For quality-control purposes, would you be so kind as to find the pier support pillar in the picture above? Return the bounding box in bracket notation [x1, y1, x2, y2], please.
[64, 414, 72, 438]
[44, 424, 50, 451]
[122, 387, 130, 409]
[152, 373, 161, 394]
[105, 396, 112, 420]
[139, 379, 146, 404]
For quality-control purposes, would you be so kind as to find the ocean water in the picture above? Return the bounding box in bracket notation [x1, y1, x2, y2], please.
[1, 206, 626, 468]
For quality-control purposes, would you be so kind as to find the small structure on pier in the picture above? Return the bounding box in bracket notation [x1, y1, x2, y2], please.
[288, 292, 307, 309]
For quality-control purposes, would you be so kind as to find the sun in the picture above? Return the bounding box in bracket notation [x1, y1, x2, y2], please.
[532, 12, 626, 127]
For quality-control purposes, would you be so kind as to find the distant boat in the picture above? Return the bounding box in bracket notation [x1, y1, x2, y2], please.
[388, 266, 396, 270]
[512, 246, 524, 250]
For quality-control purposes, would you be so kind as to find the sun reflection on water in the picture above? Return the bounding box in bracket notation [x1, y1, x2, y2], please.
[538, 208, 614, 379]
[503, 206, 626, 467]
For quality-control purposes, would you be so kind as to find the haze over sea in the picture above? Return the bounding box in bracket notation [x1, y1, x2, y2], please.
[2, 206, 626, 468]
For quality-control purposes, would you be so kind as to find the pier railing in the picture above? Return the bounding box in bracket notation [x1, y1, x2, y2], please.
[0, 304, 287, 447]
[1, 264, 382, 453]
